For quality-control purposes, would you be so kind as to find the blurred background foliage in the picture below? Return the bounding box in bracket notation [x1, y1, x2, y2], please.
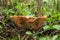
[0, 0, 60, 40]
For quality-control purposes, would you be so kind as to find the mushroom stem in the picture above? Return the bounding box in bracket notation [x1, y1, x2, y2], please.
[37, 0, 40, 17]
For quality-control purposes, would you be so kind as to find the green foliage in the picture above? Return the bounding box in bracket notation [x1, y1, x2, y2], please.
[39, 35, 60, 40]
[0, 0, 60, 40]
[56, 34, 60, 40]
[0, 25, 3, 30]
[43, 26, 53, 31]
[53, 25, 60, 30]
[43, 25, 60, 31]
[39, 36, 51, 40]
[7, 36, 20, 40]
[52, 35, 58, 40]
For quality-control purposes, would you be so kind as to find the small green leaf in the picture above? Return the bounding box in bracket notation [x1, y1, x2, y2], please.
[43, 26, 53, 31]
[26, 31, 32, 35]
[53, 25, 60, 30]
[43, 25, 60, 31]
